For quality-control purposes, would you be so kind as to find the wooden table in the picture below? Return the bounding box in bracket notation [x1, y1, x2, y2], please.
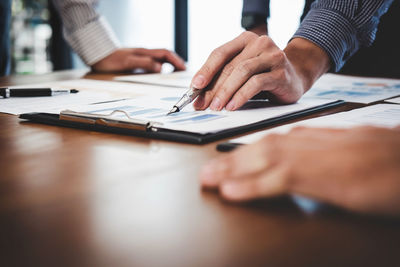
[1, 71, 399, 267]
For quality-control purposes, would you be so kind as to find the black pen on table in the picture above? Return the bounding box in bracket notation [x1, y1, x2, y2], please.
[167, 85, 201, 115]
[0, 87, 79, 98]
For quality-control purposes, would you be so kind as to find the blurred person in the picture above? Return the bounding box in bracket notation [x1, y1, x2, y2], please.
[0, 0, 186, 77]
[51, 0, 186, 73]
[200, 126, 400, 217]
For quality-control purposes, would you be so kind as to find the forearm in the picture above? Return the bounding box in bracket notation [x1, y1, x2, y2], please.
[51, 0, 120, 66]
[293, 0, 394, 72]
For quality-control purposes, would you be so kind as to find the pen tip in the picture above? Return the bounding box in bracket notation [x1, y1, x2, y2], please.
[167, 106, 178, 116]
[70, 89, 79, 93]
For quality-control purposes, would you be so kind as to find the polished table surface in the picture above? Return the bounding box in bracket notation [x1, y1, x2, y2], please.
[1, 70, 399, 267]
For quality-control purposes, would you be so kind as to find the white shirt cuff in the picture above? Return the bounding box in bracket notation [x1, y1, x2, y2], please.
[63, 16, 121, 66]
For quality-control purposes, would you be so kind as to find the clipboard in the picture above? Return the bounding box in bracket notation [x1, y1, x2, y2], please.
[19, 100, 345, 144]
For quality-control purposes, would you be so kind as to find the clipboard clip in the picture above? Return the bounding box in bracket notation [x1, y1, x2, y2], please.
[60, 109, 162, 132]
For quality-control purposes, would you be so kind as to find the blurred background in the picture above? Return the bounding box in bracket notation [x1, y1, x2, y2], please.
[10, 0, 305, 75]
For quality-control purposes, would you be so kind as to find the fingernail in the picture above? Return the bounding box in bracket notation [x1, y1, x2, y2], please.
[226, 99, 235, 111]
[210, 97, 222, 111]
[192, 74, 205, 88]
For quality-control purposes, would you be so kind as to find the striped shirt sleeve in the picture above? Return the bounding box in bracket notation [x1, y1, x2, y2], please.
[51, 0, 121, 66]
[293, 0, 394, 72]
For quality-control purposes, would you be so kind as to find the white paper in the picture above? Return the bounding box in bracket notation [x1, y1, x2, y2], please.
[305, 74, 400, 104]
[231, 104, 400, 144]
[114, 71, 194, 88]
[68, 96, 334, 134]
[0, 79, 186, 115]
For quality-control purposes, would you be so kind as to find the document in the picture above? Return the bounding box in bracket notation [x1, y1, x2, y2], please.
[67, 96, 334, 134]
[0, 79, 185, 115]
[305, 74, 400, 104]
[114, 71, 193, 88]
[230, 104, 400, 144]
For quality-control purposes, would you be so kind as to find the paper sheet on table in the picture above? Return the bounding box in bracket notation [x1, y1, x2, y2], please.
[305, 74, 400, 104]
[114, 71, 193, 88]
[115, 72, 400, 103]
[230, 104, 400, 144]
[0, 79, 186, 115]
[385, 96, 400, 104]
[67, 95, 334, 134]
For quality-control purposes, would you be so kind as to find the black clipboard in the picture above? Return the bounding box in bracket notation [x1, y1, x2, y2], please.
[19, 100, 345, 144]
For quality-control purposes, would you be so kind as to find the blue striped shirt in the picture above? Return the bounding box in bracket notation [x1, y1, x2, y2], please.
[243, 0, 395, 72]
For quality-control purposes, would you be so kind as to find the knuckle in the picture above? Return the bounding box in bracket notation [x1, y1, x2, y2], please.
[237, 61, 253, 76]
[272, 50, 286, 64]
[249, 75, 264, 88]
[257, 35, 272, 47]
[241, 31, 257, 40]
[221, 63, 235, 76]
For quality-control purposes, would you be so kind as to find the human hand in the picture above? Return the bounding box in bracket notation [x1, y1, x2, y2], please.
[191, 32, 330, 111]
[200, 126, 400, 216]
[91, 48, 186, 73]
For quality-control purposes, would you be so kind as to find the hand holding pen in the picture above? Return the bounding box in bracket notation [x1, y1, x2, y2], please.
[167, 85, 202, 115]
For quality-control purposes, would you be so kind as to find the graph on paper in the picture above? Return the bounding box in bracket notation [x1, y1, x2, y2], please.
[86, 105, 225, 125]
[306, 74, 400, 104]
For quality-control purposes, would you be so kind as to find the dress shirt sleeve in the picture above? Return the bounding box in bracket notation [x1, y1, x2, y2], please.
[242, 0, 270, 17]
[51, 0, 121, 66]
[293, 0, 394, 71]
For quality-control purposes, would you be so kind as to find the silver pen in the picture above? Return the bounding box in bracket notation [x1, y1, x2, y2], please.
[167, 85, 201, 115]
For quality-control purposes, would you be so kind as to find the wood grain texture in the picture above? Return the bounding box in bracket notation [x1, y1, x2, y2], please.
[1, 71, 399, 267]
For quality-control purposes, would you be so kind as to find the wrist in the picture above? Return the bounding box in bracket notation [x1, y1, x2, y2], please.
[91, 48, 120, 72]
[284, 38, 331, 93]
[248, 23, 268, 36]
[241, 13, 267, 31]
